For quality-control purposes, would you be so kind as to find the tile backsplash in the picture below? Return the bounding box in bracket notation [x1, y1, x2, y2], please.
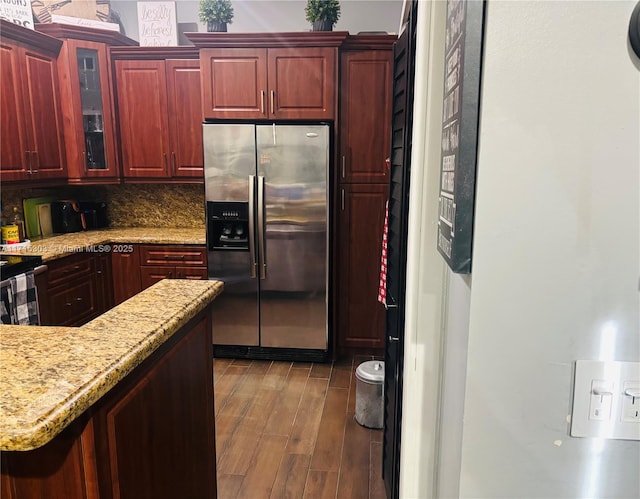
[1, 184, 205, 229]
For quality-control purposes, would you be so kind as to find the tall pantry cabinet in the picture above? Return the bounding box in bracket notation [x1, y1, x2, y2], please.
[337, 36, 395, 354]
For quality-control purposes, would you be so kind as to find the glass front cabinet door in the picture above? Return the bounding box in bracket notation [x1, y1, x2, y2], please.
[62, 40, 119, 181]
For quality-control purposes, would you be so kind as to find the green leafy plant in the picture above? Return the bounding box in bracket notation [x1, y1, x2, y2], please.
[304, 0, 341, 26]
[199, 0, 234, 24]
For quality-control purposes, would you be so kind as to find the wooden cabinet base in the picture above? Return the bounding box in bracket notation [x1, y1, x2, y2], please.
[1, 311, 217, 499]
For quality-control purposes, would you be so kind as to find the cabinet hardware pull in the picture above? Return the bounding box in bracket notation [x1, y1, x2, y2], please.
[341, 189, 345, 211]
[31, 151, 38, 173]
[76, 297, 83, 302]
[341, 156, 345, 178]
[82, 151, 88, 173]
[66, 302, 72, 307]
[270, 90, 275, 115]
[163, 153, 168, 170]
[26, 151, 31, 174]
[388, 336, 400, 342]
[171, 152, 177, 174]
[96, 270, 102, 275]
[260, 90, 265, 114]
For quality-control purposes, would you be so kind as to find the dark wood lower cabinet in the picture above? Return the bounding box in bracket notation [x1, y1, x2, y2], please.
[38, 253, 105, 326]
[140, 265, 208, 289]
[337, 183, 388, 353]
[1, 311, 216, 499]
[111, 245, 142, 306]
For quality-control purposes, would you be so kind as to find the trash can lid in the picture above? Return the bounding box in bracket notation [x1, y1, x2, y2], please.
[356, 360, 385, 383]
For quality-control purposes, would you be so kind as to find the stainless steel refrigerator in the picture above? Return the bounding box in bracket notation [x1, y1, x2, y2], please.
[204, 123, 329, 360]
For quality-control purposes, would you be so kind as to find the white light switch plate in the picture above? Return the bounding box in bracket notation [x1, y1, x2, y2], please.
[571, 360, 640, 440]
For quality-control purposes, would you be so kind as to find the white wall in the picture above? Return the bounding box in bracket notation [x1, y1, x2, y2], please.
[110, 0, 403, 40]
[402, 0, 639, 498]
[459, 1, 640, 497]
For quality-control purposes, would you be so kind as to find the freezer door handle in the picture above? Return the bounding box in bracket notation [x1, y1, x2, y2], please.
[257, 175, 267, 279]
[248, 175, 257, 278]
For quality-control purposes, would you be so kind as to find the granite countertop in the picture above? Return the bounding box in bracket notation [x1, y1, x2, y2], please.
[2, 227, 206, 262]
[0, 278, 223, 452]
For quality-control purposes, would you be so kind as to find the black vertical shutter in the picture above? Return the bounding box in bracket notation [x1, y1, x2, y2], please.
[382, 1, 418, 498]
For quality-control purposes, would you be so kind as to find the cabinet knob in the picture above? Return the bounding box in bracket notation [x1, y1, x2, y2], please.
[76, 297, 83, 302]
[65, 302, 72, 307]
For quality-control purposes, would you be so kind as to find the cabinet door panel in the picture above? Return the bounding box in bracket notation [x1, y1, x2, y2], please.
[268, 48, 335, 119]
[338, 184, 388, 350]
[115, 60, 171, 178]
[64, 40, 119, 180]
[100, 318, 216, 499]
[200, 48, 267, 119]
[22, 49, 66, 179]
[95, 254, 114, 313]
[48, 277, 98, 326]
[166, 60, 204, 178]
[0, 43, 29, 180]
[111, 247, 142, 305]
[340, 51, 392, 183]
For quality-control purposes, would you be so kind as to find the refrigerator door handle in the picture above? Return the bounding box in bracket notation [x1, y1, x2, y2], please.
[248, 175, 257, 279]
[257, 175, 267, 279]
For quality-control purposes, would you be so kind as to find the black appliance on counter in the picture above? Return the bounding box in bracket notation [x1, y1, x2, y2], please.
[80, 201, 109, 230]
[51, 200, 108, 233]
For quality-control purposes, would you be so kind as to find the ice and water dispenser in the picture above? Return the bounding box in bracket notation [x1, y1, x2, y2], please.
[207, 202, 249, 251]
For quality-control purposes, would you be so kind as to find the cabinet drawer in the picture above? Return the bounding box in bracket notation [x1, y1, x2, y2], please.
[140, 265, 175, 289]
[175, 267, 208, 280]
[139, 245, 206, 267]
[48, 276, 98, 326]
[47, 254, 94, 287]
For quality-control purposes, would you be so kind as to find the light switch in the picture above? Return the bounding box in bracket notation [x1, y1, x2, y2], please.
[571, 360, 640, 440]
[621, 382, 640, 423]
[589, 380, 613, 420]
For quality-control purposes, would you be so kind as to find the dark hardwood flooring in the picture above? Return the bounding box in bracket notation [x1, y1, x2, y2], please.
[213, 356, 386, 499]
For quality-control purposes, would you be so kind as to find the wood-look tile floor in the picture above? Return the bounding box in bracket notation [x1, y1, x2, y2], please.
[213, 357, 386, 499]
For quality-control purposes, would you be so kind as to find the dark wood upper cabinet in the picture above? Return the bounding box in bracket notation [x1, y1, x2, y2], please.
[113, 53, 203, 181]
[0, 41, 30, 181]
[33, 24, 138, 184]
[0, 21, 65, 183]
[166, 60, 204, 177]
[340, 49, 393, 183]
[57, 39, 120, 182]
[114, 59, 172, 178]
[267, 47, 335, 120]
[200, 48, 267, 119]
[194, 33, 345, 120]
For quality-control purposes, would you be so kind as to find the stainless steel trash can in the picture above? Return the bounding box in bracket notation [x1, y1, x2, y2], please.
[355, 360, 385, 429]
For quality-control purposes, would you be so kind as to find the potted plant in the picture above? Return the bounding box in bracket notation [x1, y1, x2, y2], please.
[199, 0, 234, 32]
[305, 0, 340, 31]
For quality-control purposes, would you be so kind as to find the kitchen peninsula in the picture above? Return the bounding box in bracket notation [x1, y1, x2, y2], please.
[0, 278, 223, 498]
